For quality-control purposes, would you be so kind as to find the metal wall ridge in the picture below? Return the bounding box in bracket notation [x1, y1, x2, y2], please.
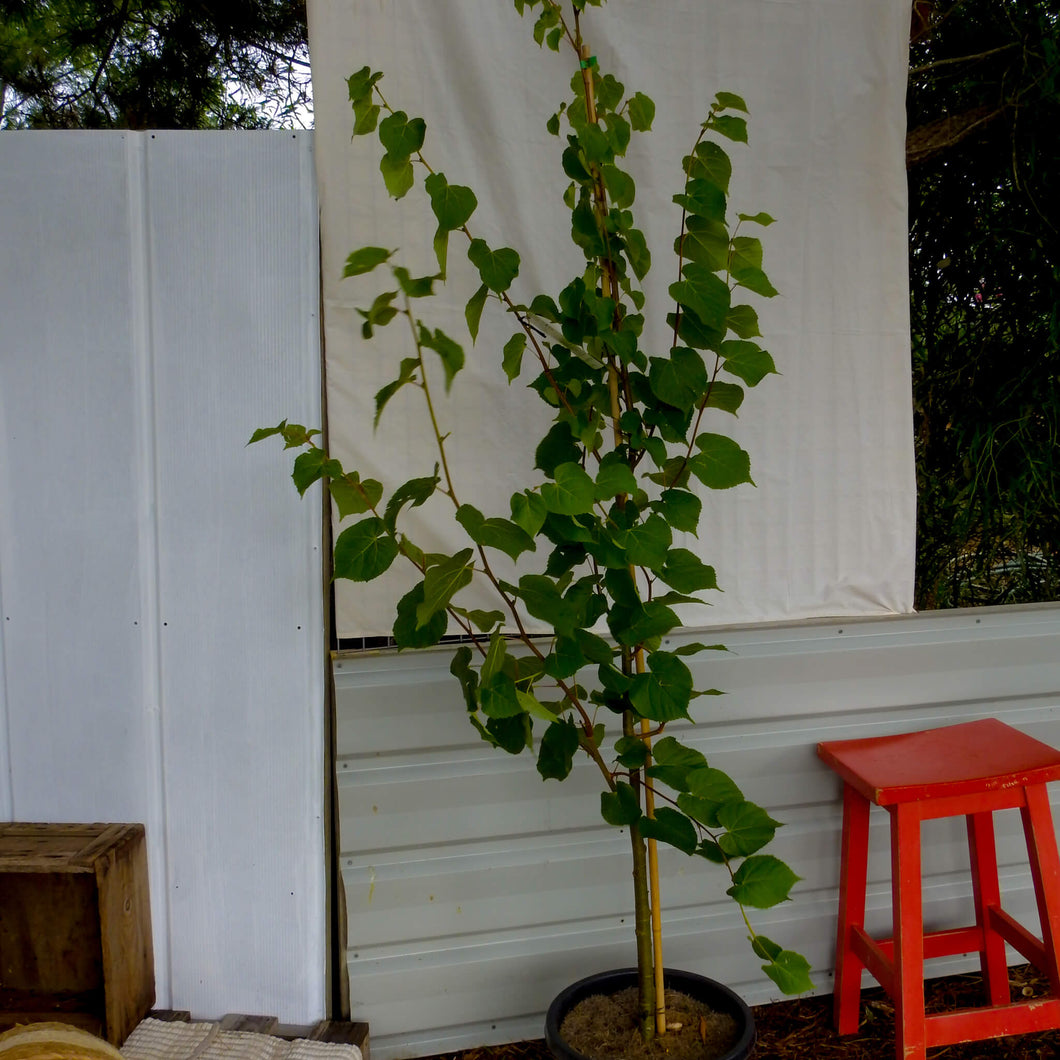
[343, 829, 621, 879]
[338, 744, 540, 778]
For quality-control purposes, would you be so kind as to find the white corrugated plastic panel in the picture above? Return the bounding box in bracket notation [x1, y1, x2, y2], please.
[333, 604, 1060, 1058]
[0, 131, 325, 1022]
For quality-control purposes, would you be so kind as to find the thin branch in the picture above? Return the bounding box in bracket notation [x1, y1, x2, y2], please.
[910, 40, 1019, 77]
[66, 0, 132, 115]
[405, 299, 460, 505]
[252, 41, 313, 72]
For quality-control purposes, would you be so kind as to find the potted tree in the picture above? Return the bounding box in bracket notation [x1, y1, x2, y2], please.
[255, 1, 812, 1056]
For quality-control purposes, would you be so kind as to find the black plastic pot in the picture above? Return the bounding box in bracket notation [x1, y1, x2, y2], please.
[544, 967, 756, 1060]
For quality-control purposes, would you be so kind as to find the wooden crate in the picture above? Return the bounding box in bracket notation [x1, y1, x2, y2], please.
[0, 823, 155, 1045]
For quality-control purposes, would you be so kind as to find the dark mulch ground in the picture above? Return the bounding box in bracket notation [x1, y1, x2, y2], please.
[421, 964, 1060, 1060]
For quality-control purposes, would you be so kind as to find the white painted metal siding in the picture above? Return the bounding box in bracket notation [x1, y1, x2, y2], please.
[0, 131, 326, 1022]
[334, 604, 1060, 1058]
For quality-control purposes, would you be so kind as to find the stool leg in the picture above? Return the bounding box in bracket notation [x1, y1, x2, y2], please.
[892, 803, 927, 1060]
[834, 783, 870, 1034]
[966, 811, 1010, 1007]
[1021, 784, 1060, 993]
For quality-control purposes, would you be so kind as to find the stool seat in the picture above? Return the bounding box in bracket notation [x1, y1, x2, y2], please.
[819, 717, 1060, 805]
[818, 719, 1060, 1060]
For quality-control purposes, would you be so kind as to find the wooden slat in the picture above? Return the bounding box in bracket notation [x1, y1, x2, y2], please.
[78, 825, 139, 868]
[309, 1020, 370, 1060]
[0, 1011, 102, 1035]
[97, 826, 155, 1044]
[0, 823, 123, 873]
[219, 1014, 279, 1034]
[271, 1023, 313, 1040]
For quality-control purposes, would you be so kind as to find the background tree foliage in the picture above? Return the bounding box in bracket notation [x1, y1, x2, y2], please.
[0, 0, 310, 128]
[908, 0, 1060, 608]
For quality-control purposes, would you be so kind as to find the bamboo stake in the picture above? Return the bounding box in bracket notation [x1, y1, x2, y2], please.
[578, 36, 667, 1038]
[579, 44, 598, 125]
[638, 669, 667, 1036]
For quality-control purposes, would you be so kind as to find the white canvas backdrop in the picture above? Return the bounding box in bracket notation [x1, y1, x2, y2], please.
[309, 0, 916, 638]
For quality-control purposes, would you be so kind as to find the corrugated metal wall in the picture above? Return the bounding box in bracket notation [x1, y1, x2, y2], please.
[0, 131, 326, 1022]
[334, 603, 1060, 1058]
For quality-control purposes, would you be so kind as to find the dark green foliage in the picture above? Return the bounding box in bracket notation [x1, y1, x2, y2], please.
[909, 0, 1060, 607]
[0, 0, 310, 129]
[538, 718, 580, 779]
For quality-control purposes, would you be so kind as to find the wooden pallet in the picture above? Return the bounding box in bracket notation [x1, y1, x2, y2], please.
[149, 1011, 370, 1060]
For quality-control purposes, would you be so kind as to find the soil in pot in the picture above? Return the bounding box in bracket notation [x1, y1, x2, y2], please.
[560, 986, 739, 1060]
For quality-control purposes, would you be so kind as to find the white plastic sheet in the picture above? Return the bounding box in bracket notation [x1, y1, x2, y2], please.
[308, 0, 916, 638]
[0, 131, 325, 1020]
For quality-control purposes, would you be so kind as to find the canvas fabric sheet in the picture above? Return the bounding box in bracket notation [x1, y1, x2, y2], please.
[308, 0, 916, 638]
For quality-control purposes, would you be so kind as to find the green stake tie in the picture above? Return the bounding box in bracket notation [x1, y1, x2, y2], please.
[580, 55, 597, 69]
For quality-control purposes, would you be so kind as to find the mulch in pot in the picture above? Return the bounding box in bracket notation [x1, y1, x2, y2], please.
[417, 963, 1059, 1060]
[559, 985, 739, 1060]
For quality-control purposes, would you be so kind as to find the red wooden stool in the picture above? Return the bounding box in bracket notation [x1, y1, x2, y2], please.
[817, 718, 1060, 1060]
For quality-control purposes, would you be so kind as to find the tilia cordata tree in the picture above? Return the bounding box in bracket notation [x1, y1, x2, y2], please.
[254, 0, 812, 1041]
